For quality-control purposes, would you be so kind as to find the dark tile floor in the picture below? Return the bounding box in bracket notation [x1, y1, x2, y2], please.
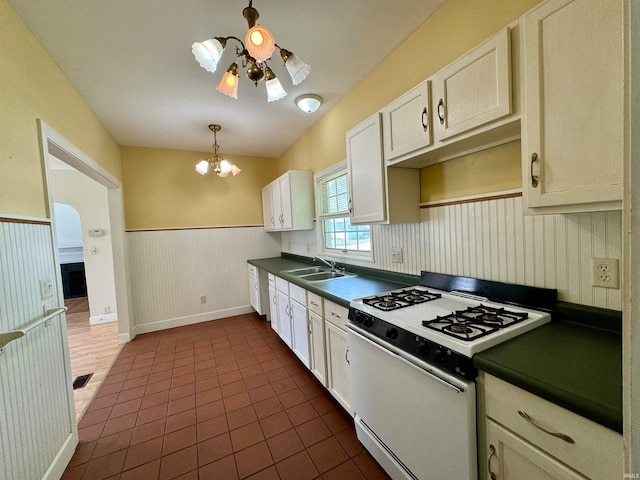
[62, 313, 389, 480]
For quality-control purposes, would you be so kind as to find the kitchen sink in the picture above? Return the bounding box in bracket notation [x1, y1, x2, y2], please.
[284, 266, 331, 275]
[299, 271, 356, 282]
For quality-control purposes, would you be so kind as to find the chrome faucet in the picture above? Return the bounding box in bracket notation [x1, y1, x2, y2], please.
[314, 256, 337, 271]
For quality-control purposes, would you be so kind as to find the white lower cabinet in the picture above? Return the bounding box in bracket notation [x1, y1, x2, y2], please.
[481, 373, 623, 480]
[324, 300, 352, 414]
[268, 283, 278, 334]
[486, 419, 585, 480]
[276, 289, 292, 348]
[307, 291, 326, 386]
[289, 284, 310, 368]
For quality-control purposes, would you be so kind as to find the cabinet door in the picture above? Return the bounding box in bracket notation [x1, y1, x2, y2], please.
[276, 290, 292, 348]
[308, 310, 326, 386]
[485, 419, 586, 480]
[325, 321, 351, 414]
[248, 272, 260, 313]
[382, 80, 432, 163]
[290, 299, 310, 368]
[433, 28, 511, 141]
[268, 285, 278, 334]
[262, 184, 275, 231]
[279, 173, 293, 230]
[521, 0, 623, 211]
[272, 177, 283, 230]
[346, 113, 386, 224]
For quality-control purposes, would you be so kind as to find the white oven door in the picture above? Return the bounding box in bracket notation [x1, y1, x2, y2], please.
[348, 327, 477, 480]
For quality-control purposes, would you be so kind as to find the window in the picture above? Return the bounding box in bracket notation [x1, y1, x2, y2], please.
[316, 163, 372, 258]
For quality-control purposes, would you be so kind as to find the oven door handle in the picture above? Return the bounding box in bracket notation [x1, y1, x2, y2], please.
[347, 326, 464, 394]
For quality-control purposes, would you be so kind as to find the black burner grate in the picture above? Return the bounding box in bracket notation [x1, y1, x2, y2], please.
[422, 304, 529, 341]
[362, 288, 442, 311]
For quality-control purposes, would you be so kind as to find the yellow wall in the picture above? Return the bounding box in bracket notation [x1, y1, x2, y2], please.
[278, 0, 537, 200]
[0, 0, 122, 218]
[121, 146, 278, 229]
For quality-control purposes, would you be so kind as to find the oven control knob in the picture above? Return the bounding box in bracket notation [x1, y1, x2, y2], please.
[418, 342, 430, 356]
[364, 317, 373, 327]
[434, 348, 446, 364]
[385, 328, 398, 340]
[354, 312, 364, 324]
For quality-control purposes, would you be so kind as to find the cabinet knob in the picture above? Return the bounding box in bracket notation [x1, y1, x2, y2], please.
[421, 106, 429, 132]
[437, 99, 445, 125]
[530, 153, 539, 188]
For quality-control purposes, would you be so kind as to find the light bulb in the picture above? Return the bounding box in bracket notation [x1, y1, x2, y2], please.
[195, 160, 210, 175]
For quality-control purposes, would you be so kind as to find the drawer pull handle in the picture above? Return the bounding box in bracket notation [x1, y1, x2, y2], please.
[487, 444, 497, 480]
[517, 410, 575, 444]
[345, 347, 350, 365]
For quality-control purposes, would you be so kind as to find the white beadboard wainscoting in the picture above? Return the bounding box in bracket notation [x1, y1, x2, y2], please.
[127, 226, 281, 334]
[282, 195, 622, 311]
[0, 219, 77, 480]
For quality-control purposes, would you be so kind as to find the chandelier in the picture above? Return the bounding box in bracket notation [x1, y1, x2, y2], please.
[195, 124, 241, 177]
[191, 0, 310, 102]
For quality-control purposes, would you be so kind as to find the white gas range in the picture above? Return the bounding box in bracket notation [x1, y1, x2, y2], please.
[346, 272, 556, 480]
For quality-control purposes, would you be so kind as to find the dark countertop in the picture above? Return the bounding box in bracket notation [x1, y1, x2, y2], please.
[474, 302, 622, 433]
[247, 254, 420, 307]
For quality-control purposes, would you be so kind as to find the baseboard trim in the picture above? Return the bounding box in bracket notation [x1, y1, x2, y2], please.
[41, 432, 77, 480]
[134, 306, 255, 335]
[89, 312, 118, 325]
[118, 332, 133, 344]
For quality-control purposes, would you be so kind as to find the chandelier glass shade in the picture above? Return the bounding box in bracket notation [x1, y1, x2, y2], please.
[195, 124, 241, 178]
[192, 0, 310, 102]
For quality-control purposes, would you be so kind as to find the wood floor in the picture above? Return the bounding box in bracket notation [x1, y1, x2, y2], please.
[65, 297, 121, 421]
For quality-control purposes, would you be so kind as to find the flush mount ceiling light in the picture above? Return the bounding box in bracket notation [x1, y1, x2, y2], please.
[295, 94, 323, 114]
[192, 0, 311, 102]
[195, 124, 241, 177]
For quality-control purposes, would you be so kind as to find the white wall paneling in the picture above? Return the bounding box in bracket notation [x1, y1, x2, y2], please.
[0, 220, 76, 480]
[128, 226, 281, 333]
[282, 195, 622, 311]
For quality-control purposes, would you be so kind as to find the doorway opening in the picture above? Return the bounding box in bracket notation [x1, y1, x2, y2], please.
[39, 120, 133, 421]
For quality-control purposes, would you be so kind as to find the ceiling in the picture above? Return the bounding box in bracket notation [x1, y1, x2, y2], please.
[9, 0, 446, 158]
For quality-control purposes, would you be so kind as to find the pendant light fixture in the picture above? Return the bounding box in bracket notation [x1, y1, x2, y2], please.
[195, 124, 241, 177]
[192, 0, 310, 102]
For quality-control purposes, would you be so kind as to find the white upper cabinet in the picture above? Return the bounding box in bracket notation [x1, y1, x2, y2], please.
[385, 27, 520, 168]
[346, 113, 387, 224]
[432, 28, 512, 142]
[382, 80, 433, 163]
[520, 0, 624, 214]
[262, 170, 314, 231]
[261, 183, 275, 231]
[346, 113, 420, 225]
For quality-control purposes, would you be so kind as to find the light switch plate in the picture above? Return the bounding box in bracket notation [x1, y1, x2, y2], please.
[39, 278, 53, 299]
[391, 248, 403, 263]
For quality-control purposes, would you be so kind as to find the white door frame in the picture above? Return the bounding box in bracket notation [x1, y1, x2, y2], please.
[624, 0, 639, 473]
[38, 120, 134, 345]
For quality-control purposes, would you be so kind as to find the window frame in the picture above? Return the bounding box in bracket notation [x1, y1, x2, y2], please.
[314, 161, 374, 262]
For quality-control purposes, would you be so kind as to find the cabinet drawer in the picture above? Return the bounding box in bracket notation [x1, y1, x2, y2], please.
[247, 264, 258, 277]
[484, 374, 622, 480]
[275, 276, 288, 294]
[268, 273, 275, 287]
[307, 291, 323, 316]
[289, 283, 307, 306]
[323, 299, 349, 330]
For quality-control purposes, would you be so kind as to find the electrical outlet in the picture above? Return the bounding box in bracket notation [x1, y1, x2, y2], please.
[592, 258, 620, 289]
[103, 306, 110, 314]
[391, 248, 403, 263]
[306, 244, 312, 254]
[200, 295, 207, 304]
